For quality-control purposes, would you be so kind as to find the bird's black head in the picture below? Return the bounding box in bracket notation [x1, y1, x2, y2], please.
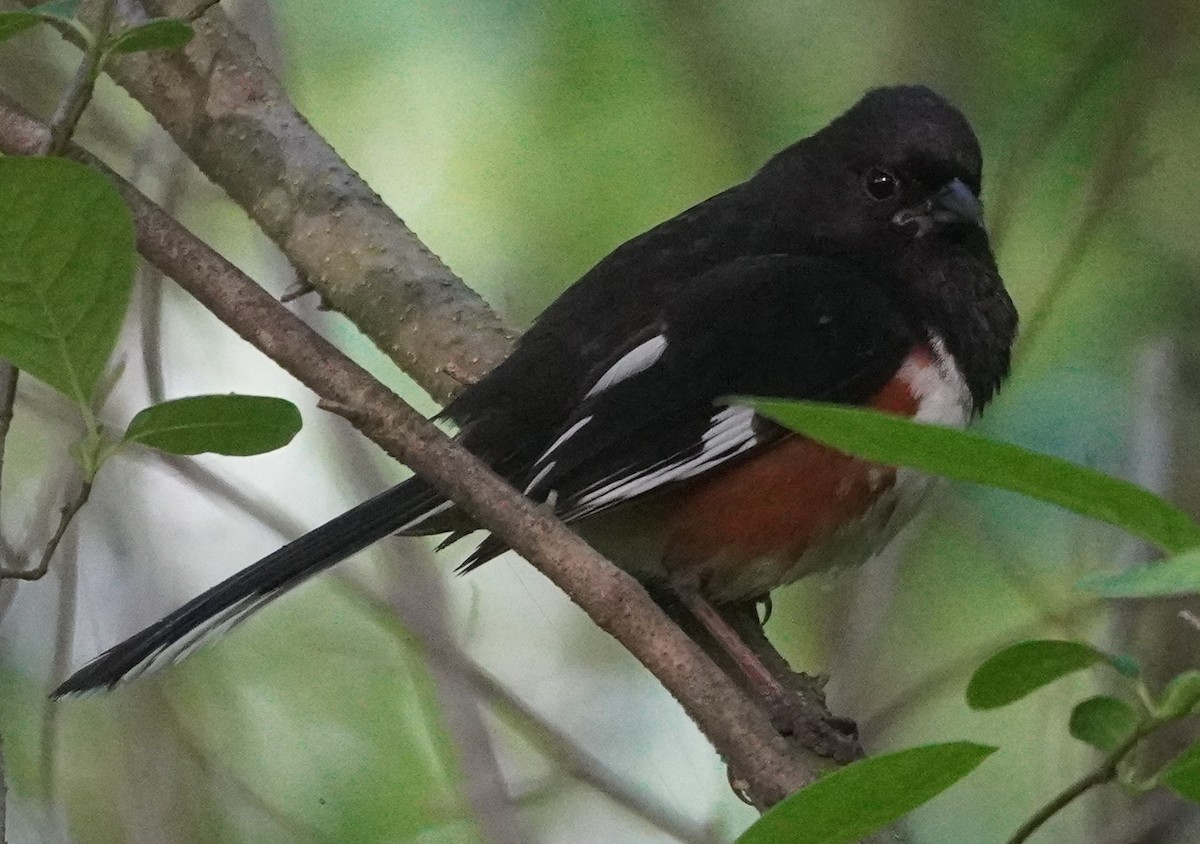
[751, 85, 1017, 408]
[753, 85, 988, 256]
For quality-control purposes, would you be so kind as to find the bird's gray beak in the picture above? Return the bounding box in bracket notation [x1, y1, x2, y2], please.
[932, 178, 983, 228]
[891, 177, 983, 236]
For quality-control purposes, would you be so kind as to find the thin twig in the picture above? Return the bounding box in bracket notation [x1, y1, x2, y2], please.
[39, 534, 78, 813]
[343, 579, 722, 844]
[128, 132, 188, 406]
[322, 423, 530, 844]
[151, 693, 333, 842]
[1013, 3, 1175, 365]
[0, 732, 7, 844]
[1006, 728, 1148, 844]
[137, 253, 166, 404]
[182, 0, 220, 21]
[987, 20, 1129, 250]
[0, 365, 19, 539]
[42, 0, 119, 156]
[0, 481, 92, 581]
[161, 318, 528, 839]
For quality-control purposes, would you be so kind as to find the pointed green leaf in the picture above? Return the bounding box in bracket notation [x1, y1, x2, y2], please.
[1081, 548, 1200, 598]
[1156, 672, 1200, 720]
[1069, 696, 1139, 751]
[735, 742, 995, 844]
[967, 640, 1107, 710]
[743, 400, 1200, 555]
[1162, 740, 1200, 803]
[107, 18, 193, 54]
[123, 395, 302, 456]
[0, 157, 134, 405]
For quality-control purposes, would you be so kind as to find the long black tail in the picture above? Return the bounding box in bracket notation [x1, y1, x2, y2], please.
[53, 479, 450, 696]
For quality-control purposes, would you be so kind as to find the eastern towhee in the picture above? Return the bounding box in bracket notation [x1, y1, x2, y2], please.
[55, 85, 1017, 699]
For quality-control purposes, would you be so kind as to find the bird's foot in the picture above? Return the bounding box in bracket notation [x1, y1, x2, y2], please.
[766, 691, 861, 765]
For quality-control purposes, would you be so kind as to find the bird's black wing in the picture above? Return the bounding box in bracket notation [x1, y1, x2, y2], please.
[456, 253, 917, 569]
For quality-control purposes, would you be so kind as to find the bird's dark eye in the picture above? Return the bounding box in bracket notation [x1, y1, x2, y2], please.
[863, 168, 900, 201]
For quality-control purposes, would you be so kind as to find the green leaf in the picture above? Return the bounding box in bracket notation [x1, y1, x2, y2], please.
[107, 18, 193, 54]
[0, 157, 134, 405]
[1069, 696, 1139, 751]
[735, 742, 994, 844]
[967, 640, 1107, 710]
[1162, 740, 1200, 803]
[0, 0, 80, 38]
[743, 400, 1200, 555]
[1156, 671, 1200, 720]
[1081, 547, 1200, 598]
[0, 14, 41, 42]
[123, 395, 302, 456]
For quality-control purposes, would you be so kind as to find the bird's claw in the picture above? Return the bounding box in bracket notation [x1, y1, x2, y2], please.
[767, 695, 861, 764]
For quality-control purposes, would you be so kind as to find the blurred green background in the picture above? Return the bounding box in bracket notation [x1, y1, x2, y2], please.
[2, 0, 1199, 841]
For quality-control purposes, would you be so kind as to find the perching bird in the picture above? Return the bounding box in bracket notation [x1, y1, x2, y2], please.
[55, 84, 1017, 698]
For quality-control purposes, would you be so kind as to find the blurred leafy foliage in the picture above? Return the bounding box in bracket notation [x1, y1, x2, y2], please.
[1, 0, 1200, 842]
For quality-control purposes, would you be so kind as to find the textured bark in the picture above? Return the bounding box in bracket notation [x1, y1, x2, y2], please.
[38, 0, 516, 403]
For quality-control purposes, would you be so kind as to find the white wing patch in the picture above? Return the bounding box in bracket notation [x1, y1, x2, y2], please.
[533, 415, 594, 466]
[523, 460, 557, 494]
[565, 404, 758, 518]
[585, 334, 668, 398]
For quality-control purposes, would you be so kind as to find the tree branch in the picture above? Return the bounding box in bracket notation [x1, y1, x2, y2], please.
[43, 0, 117, 155]
[1006, 728, 1149, 844]
[0, 96, 838, 809]
[27, 0, 516, 403]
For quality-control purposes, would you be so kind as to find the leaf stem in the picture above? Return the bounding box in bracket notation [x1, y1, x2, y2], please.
[0, 480, 92, 581]
[1006, 728, 1149, 844]
[42, 0, 118, 156]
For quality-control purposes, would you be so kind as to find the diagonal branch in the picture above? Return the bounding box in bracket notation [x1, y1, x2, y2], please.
[0, 95, 839, 809]
[12, 0, 516, 403]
